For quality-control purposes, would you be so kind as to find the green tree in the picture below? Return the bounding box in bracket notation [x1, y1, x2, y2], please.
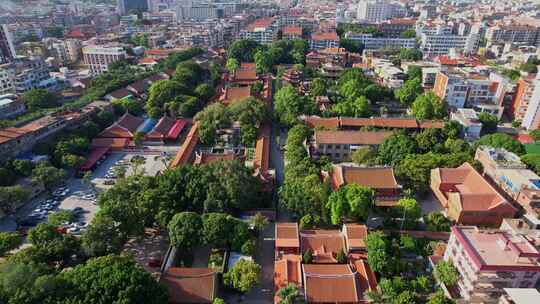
[365, 231, 390, 275]
[241, 238, 256, 255]
[411, 92, 446, 120]
[302, 249, 313, 264]
[226, 58, 239, 74]
[254, 50, 273, 74]
[396, 198, 422, 229]
[395, 78, 423, 105]
[168, 212, 203, 250]
[407, 66, 422, 80]
[228, 97, 269, 146]
[427, 291, 455, 304]
[213, 298, 226, 304]
[228, 39, 261, 62]
[223, 259, 261, 293]
[0, 232, 22, 256]
[146, 80, 189, 118]
[310, 78, 327, 97]
[82, 214, 127, 257]
[202, 213, 234, 248]
[478, 112, 498, 135]
[275, 84, 316, 126]
[425, 212, 452, 232]
[434, 261, 459, 286]
[194, 103, 230, 145]
[31, 162, 67, 192]
[520, 62, 538, 73]
[11, 159, 34, 177]
[277, 283, 305, 304]
[332, 96, 372, 117]
[476, 133, 525, 155]
[299, 214, 321, 229]
[339, 38, 363, 53]
[399, 48, 423, 61]
[0, 168, 15, 187]
[351, 147, 378, 166]
[522, 153, 540, 175]
[336, 249, 347, 263]
[47, 210, 75, 226]
[27, 223, 81, 265]
[378, 133, 418, 165]
[22, 89, 57, 111]
[530, 129, 540, 142]
[61, 254, 168, 304]
[250, 212, 269, 233]
[0, 185, 30, 213]
[400, 29, 417, 39]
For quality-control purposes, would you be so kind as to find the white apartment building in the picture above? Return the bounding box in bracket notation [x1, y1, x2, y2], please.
[0, 24, 16, 64]
[345, 32, 416, 50]
[356, 0, 405, 23]
[82, 45, 127, 75]
[371, 58, 406, 88]
[420, 33, 479, 57]
[51, 39, 82, 66]
[0, 65, 14, 95]
[176, 3, 218, 21]
[444, 226, 540, 303]
[512, 75, 540, 130]
[239, 18, 279, 45]
[486, 25, 540, 47]
[12, 57, 58, 93]
[450, 108, 483, 140]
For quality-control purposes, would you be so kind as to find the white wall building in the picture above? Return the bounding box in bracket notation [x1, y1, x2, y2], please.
[345, 32, 416, 50]
[420, 33, 479, 57]
[82, 45, 127, 75]
[0, 65, 14, 95]
[356, 0, 405, 23]
[450, 108, 483, 140]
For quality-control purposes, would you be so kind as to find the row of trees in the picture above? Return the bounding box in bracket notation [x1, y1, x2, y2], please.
[227, 39, 309, 70]
[195, 97, 269, 146]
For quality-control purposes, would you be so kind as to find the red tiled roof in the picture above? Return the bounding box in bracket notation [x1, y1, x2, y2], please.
[303, 116, 339, 129]
[276, 223, 300, 248]
[303, 264, 361, 303]
[80, 147, 109, 171]
[311, 32, 339, 41]
[160, 268, 217, 304]
[194, 152, 236, 165]
[300, 230, 345, 263]
[171, 123, 198, 168]
[331, 165, 401, 191]
[315, 130, 392, 145]
[108, 88, 132, 99]
[221, 86, 252, 105]
[246, 17, 275, 31]
[343, 224, 368, 250]
[274, 255, 302, 291]
[167, 119, 187, 140]
[146, 116, 176, 141]
[254, 124, 271, 172]
[282, 26, 303, 35]
[99, 113, 144, 138]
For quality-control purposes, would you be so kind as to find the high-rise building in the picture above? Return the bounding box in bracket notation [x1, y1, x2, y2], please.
[356, 0, 406, 23]
[0, 25, 16, 64]
[118, 0, 149, 15]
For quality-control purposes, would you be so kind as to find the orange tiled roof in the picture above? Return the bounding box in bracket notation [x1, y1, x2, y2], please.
[311, 31, 339, 41]
[282, 26, 302, 35]
[160, 268, 217, 304]
[276, 223, 300, 248]
[300, 229, 345, 263]
[332, 165, 401, 190]
[343, 224, 368, 250]
[303, 264, 361, 303]
[221, 86, 252, 105]
[170, 123, 198, 168]
[274, 255, 302, 290]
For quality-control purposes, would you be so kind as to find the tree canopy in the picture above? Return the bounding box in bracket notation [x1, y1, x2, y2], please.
[223, 259, 261, 293]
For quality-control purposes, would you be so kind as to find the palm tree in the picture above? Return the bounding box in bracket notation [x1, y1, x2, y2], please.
[277, 284, 305, 304]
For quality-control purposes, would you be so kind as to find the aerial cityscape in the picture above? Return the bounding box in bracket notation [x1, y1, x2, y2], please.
[1, 0, 540, 303]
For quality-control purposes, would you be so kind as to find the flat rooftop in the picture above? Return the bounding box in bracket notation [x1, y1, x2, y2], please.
[453, 226, 540, 270]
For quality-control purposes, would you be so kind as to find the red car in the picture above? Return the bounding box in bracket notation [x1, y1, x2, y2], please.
[147, 258, 161, 268]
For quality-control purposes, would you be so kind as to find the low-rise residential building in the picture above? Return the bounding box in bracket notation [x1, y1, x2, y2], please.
[282, 26, 303, 40]
[49, 39, 82, 66]
[0, 94, 25, 119]
[371, 58, 406, 88]
[450, 108, 483, 140]
[433, 68, 507, 113]
[82, 45, 127, 75]
[160, 267, 218, 304]
[309, 32, 340, 50]
[431, 162, 518, 227]
[239, 17, 278, 45]
[345, 32, 416, 50]
[11, 56, 59, 93]
[0, 64, 14, 95]
[311, 130, 392, 162]
[400, 61, 441, 87]
[444, 226, 540, 303]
